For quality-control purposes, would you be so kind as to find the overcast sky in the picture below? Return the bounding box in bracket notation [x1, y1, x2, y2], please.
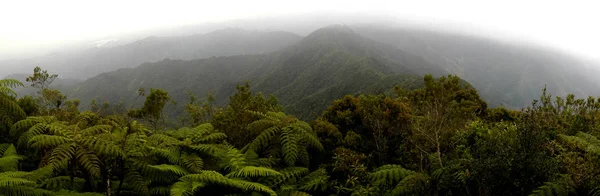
[1, 0, 599, 61]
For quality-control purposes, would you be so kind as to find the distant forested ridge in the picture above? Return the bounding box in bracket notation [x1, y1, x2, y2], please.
[66, 25, 600, 120]
[0, 28, 302, 79]
[353, 25, 600, 108]
[70, 25, 441, 119]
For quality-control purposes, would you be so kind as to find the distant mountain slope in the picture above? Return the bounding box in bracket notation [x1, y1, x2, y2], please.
[70, 25, 440, 119]
[0, 28, 302, 79]
[353, 25, 600, 108]
[3, 73, 82, 97]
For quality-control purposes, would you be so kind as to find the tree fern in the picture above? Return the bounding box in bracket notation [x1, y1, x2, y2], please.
[244, 111, 324, 167]
[0, 79, 24, 98]
[171, 171, 277, 196]
[282, 128, 300, 166]
[297, 168, 329, 192]
[370, 165, 416, 185]
[225, 166, 281, 178]
[0, 93, 26, 137]
[268, 167, 310, 186]
[529, 175, 575, 196]
[0, 144, 21, 172]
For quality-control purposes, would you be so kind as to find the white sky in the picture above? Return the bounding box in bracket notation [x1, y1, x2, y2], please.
[1, 0, 599, 61]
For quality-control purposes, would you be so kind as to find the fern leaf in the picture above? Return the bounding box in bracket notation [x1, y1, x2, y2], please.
[246, 126, 281, 153]
[370, 165, 415, 184]
[298, 168, 329, 192]
[226, 166, 282, 179]
[28, 135, 72, 149]
[529, 175, 575, 196]
[281, 128, 299, 166]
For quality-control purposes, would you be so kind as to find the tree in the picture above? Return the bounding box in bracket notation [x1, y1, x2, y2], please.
[26, 66, 57, 92]
[407, 74, 486, 168]
[183, 92, 219, 127]
[212, 83, 282, 148]
[128, 89, 171, 130]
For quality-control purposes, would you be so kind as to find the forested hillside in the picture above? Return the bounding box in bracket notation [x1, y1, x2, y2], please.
[0, 29, 301, 79]
[3, 67, 600, 195]
[354, 25, 600, 108]
[70, 26, 440, 119]
[58, 24, 600, 121]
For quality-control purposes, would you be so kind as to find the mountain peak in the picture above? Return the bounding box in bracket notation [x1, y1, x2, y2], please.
[305, 25, 357, 40]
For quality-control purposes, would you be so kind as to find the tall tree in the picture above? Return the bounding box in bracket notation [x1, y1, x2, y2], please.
[128, 89, 171, 130]
[407, 74, 486, 168]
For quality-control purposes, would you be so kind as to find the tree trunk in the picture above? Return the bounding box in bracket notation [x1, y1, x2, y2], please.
[106, 172, 111, 196]
[436, 143, 443, 168]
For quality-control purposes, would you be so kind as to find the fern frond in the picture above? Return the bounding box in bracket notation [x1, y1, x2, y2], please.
[0, 186, 51, 196]
[28, 135, 72, 149]
[194, 133, 228, 143]
[229, 178, 277, 196]
[246, 126, 281, 152]
[0, 155, 22, 172]
[529, 175, 575, 196]
[81, 137, 125, 158]
[122, 170, 149, 194]
[11, 117, 48, 138]
[41, 176, 85, 191]
[19, 124, 49, 148]
[0, 94, 26, 122]
[281, 128, 299, 167]
[0, 177, 36, 187]
[298, 168, 329, 192]
[387, 173, 431, 196]
[74, 147, 102, 177]
[0, 79, 23, 89]
[46, 143, 75, 173]
[270, 167, 309, 186]
[226, 166, 282, 179]
[149, 186, 171, 196]
[188, 144, 225, 157]
[79, 125, 112, 136]
[180, 153, 204, 173]
[148, 164, 189, 177]
[370, 164, 415, 184]
[148, 134, 181, 145]
[149, 146, 181, 163]
[221, 147, 248, 172]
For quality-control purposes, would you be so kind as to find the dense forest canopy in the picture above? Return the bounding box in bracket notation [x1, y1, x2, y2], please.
[2, 65, 600, 196]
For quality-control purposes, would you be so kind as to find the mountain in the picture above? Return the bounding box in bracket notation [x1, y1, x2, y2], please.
[353, 25, 600, 108]
[70, 25, 442, 119]
[0, 29, 302, 79]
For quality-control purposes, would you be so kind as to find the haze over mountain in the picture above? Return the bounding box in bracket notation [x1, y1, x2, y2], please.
[353, 25, 600, 108]
[0, 28, 301, 79]
[2, 11, 600, 119]
[70, 25, 436, 119]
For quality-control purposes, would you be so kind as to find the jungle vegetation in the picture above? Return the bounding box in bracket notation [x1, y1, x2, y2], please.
[2, 66, 600, 196]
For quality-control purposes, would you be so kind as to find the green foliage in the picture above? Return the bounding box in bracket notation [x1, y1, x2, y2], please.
[245, 111, 323, 167]
[0, 79, 24, 98]
[128, 88, 171, 130]
[26, 67, 57, 91]
[212, 83, 283, 148]
[5, 71, 600, 196]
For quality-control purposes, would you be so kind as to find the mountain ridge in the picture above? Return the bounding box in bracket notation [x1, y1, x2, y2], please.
[69, 25, 435, 119]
